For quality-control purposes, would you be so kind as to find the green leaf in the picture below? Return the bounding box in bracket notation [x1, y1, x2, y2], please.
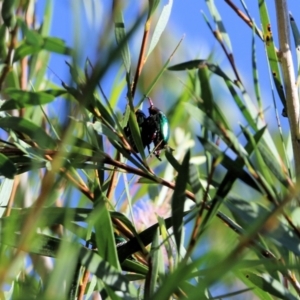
[251, 24, 263, 111]
[206, 288, 254, 300]
[198, 66, 213, 117]
[184, 102, 222, 136]
[117, 212, 191, 262]
[258, 0, 286, 111]
[43, 36, 72, 54]
[147, 0, 173, 58]
[28, 0, 53, 88]
[121, 259, 148, 275]
[12, 273, 42, 299]
[128, 109, 146, 161]
[148, 0, 160, 20]
[289, 13, 300, 78]
[0, 89, 62, 110]
[165, 148, 181, 171]
[226, 198, 300, 257]
[114, 11, 131, 74]
[0, 117, 56, 148]
[13, 43, 40, 62]
[0, 153, 17, 178]
[242, 126, 289, 187]
[150, 258, 204, 300]
[198, 137, 259, 191]
[206, 63, 258, 130]
[206, 0, 232, 52]
[93, 194, 121, 270]
[79, 246, 137, 297]
[89, 121, 122, 144]
[143, 36, 183, 98]
[244, 272, 298, 300]
[0, 231, 61, 257]
[188, 163, 203, 204]
[40, 0, 53, 36]
[92, 95, 116, 127]
[4, 207, 92, 233]
[13, 37, 72, 62]
[1, 0, 16, 28]
[0, 24, 8, 59]
[179, 281, 208, 300]
[144, 228, 160, 299]
[172, 150, 190, 252]
[168, 59, 206, 71]
[258, 143, 290, 187]
[18, 18, 44, 46]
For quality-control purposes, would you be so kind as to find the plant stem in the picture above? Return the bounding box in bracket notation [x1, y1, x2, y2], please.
[275, 0, 300, 179]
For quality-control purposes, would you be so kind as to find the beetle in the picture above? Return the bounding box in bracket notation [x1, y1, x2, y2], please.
[124, 97, 170, 160]
[124, 109, 148, 152]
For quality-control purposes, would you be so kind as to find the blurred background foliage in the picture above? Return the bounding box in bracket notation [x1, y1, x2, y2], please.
[1, 0, 300, 299]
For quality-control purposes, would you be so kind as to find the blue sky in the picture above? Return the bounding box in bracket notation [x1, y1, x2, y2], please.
[35, 0, 300, 133]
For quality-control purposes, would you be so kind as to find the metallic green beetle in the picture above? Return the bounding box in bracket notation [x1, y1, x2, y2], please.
[125, 97, 170, 160]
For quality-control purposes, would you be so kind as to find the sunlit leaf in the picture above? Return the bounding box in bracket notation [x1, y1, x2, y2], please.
[147, 0, 173, 58]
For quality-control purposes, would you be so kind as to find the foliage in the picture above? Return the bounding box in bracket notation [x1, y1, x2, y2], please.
[0, 0, 300, 299]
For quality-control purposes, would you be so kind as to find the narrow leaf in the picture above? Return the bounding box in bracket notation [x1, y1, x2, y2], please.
[289, 13, 300, 78]
[172, 150, 190, 252]
[206, 0, 232, 52]
[168, 59, 206, 71]
[144, 228, 160, 299]
[1, 89, 58, 110]
[244, 272, 298, 300]
[258, 1, 286, 111]
[0, 117, 56, 148]
[93, 195, 121, 270]
[148, 0, 160, 20]
[147, 0, 173, 58]
[114, 11, 131, 74]
[1, 0, 16, 28]
[79, 246, 137, 297]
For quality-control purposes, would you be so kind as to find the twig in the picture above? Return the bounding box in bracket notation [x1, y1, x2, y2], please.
[3, 176, 19, 217]
[224, 0, 263, 40]
[204, 16, 242, 84]
[131, 19, 151, 97]
[275, 0, 300, 178]
[77, 268, 90, 300]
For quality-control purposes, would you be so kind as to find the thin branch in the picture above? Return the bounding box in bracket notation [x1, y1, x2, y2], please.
[275, 0, 300, 178]
[131, 19, 151, 98]
[224, 0, 263, 40]
[77, 268, 90, 300]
